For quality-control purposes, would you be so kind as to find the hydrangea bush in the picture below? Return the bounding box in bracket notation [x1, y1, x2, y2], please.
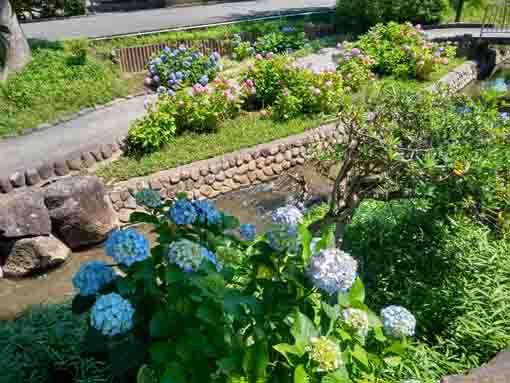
[71, 194, 417, 383]
[145, 45, 222, 91]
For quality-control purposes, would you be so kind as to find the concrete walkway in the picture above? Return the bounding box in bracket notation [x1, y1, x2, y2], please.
[0, 95, 156, 178]
[22, 0, 335, 41]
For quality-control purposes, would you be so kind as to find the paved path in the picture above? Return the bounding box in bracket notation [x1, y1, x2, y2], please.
[0, 95, 156, 178]
[425, 27, 510, 41]
[22, 0, 335, 41]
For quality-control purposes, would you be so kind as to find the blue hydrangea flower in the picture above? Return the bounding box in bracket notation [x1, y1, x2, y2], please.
[178, 45, 187, 53]
[73, 261, 116, 296]
[500, 111, 510, 120]
[271, 204, 304, 226]
[169, 72, 176, 81]
[157, 86, 167, 94]
[168, 89, 176, 97]
[306, 248, 358, 294]
[210, 52, 221, 62]
[281, 26, 297, 33]
[175, 71, 183, 80]
[170, 199, 197, 225]
[90, 293, 135, 337]
[167, 239, 203, 272]
[183, 60, 192, 68]
[380, 306, 416, 338]
[163, 46, 172, 54]
[193, 200, 221, 225]
[105, 229, 150, 267]
[240, 223, 256, 241]
[267, 224, 299, 252]
[149, 64, 157, 74]
[154, 57, 162, 65]
[192, 51, 202, 59]
[135, 188, 161, 208]
[199, 75, 209, 86]
[201, 247, 222, 272]
[161, 55, 168, 62]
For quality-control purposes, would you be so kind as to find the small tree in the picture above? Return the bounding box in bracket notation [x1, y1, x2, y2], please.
[311, 85, 510, 244]
[0, 0, 31, 81]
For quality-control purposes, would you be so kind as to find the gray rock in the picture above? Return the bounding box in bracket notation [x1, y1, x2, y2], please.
[25, 168, 41, 186]
[0, 190, 51, 238]
[37, 163, 55, 180]
[0, 178, 13, 193]
[9, 171, 25, 188]
[43, 176, 118, 249]
[0, 235, 70, 278]
[441, 349, 510, 383]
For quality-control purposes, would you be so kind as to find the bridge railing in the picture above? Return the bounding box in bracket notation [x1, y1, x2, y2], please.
[481, 2, 510, 37]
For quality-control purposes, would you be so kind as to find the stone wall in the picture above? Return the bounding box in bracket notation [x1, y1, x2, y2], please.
[107, 123, 341, 222]
[428, 60, 479, 93]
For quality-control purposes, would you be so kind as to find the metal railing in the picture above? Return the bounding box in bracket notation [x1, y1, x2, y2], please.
[481, 2, 510, 37]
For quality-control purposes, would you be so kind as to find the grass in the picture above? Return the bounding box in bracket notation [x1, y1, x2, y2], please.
[0, 43, 142, 138]
[444, 1, 487, 22]
[91, 13, 335, 56]
[96, 113, 323, 182]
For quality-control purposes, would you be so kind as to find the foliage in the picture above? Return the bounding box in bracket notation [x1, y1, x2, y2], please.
[70, 198, 417, 383]
[0, 46, 133, 137]
[125, 78, 244, 154]
[314, 84, 510, 244]
[353, 23, 456, 80]
[254, 29, 309, 55]
[64, 38, 88, 65]
[0, 25, 8, 70]
[63, 0, 86, 16]
[242, 55, 345, 119]
[232, 34, 255, 61]
[336, 43, 376, 92]
[11, 0, 86, 17]
[145, 45, 222, 91]
[336, 0, 447, 31]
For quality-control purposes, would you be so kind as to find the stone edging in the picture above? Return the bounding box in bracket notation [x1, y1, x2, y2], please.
[427, 60, 479, 93]
[107, 123, 340, 222]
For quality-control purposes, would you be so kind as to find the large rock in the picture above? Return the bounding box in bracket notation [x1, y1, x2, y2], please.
[0, 235, 70, 278]
[441, 349, 510, 383]
[44, 176, 119, 249]
[0, 189, 51, 238]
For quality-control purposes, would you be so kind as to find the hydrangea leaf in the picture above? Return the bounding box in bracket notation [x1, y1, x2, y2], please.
[298, 224, 312, 262]
[242, 340, 269, 380]
[150, 341, 176, 367]
[150, 310, 172, 338]
[137, 365, 157, 383]
[274, 342, 306, 364]
[352, 344, 369, 367]
[216, 356, 242, 375]
[291, 311, 318, 349]
[321, 367, 349, 383]
[294, 365, 310, 383]
[160, 363, 186, 383]
[71, 294, 96, 314]
[130, 212, 160, 225]
[348, 278, 365, 304]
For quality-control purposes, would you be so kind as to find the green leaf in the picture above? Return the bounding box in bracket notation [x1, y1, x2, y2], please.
[110, 338, 148, 377]
[291, 311, 318, 347]
[352, 344, 369, 368]
[150, 342, 175, 367]
[372, 326, 387, 343]
[160, 363, 186, 383]
[294, 365, 310, 383]
[322, 302, 340, 322]
[71, 294, 96, 314]
[222, 214, 240, 230]
[242, 341, 269, 380]
[337, 292, 350, 308]
[150, 310, 172, 338]
[298, 225, 312, 262]
[383, 356, 402, 367]
[130, 212, 160, 224]
[216, 356, 242, 374]
[273, 342, 306, 364]
[321, 367, 350, 383]
[137, 365, 157, 383]
[224, 289, 261, 317]
[83, 326, 109, 353]
[115, 277, 136, 296]
[348, 278, 365, 304]
[383, 340, 407, 356]
[367, 310, 382, 328]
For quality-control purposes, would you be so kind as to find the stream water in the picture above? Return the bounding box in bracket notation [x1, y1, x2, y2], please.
[0, 165, 331, 320]
[464, 63, 510, 96]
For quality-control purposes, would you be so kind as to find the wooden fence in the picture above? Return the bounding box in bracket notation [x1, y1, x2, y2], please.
[117, 23, 336, 73]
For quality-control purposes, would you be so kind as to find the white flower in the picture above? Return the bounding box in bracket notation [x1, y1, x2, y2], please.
[381, 305, 416, 338]
[271, 204, 304, 226]
[306, 248, 358, 294]
[342, 308, 369, 337]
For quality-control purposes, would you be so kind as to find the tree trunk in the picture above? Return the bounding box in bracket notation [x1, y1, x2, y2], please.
[0, 0, 31, 81]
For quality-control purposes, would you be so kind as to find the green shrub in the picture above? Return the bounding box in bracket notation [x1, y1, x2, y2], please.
[64, 38, 88, 65]
[336, 43, 376, 91]
[254, 29, 309, 55]
[126, 78, 244, 154]
[231, 34, 255, 61]
[243, 55, 345, 119]
[64, 0, 86, 16]
[336, 0, 448, 32]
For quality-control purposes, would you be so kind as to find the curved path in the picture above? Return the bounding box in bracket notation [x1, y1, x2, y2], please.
[22, 0, 335, 41]
[0, 95, 155, 178]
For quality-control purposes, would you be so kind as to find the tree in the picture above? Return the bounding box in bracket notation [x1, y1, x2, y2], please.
[0, 0, 31, 81]
[310, 85, 510, 244]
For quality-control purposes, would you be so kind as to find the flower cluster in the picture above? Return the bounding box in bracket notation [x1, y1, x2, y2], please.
[90, 293, 135, 336]
[105, 229, 150, 267]
[240, 223, 256, 241]
[170, 199, 197, 225]
[135, 188, 162, 208]
[194, 200, 222, 225]
[308, 337, 342, 372]
[72, 261, 116, 296]
[380, 305, 416, 338]
[145, 45, 222, 93]
[271, 204, 304, 226]
[167, 239, 221, 272]
[266, 224, 299, 252]
[342, 308, 369, 338]
[232, 34, 256, 61]
[336, 42, 375, 92]
[306, 248, 358, 294]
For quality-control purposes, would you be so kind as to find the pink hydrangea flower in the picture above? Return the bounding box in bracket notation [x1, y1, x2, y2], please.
[144, 77, 153, 86]
[255, 54, 263, 60]
[415, 24, 422, 30]
[245, 79, 254, 88]
[351, 48, 361, 56]
[266, 52, 274, 59]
